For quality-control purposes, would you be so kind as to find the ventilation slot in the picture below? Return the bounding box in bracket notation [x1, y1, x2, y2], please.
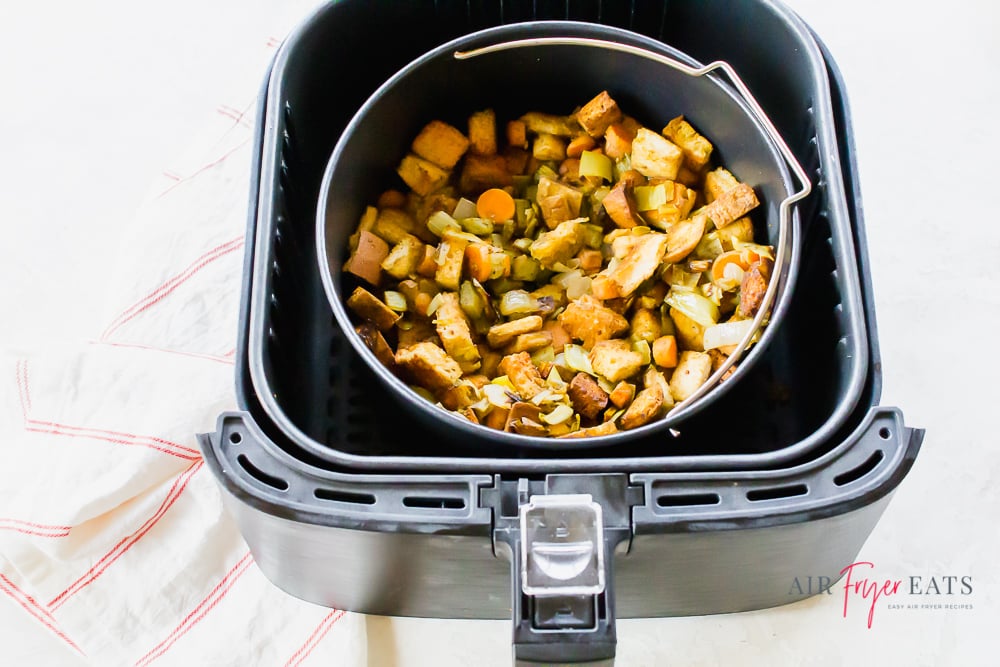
[657, 493, 721, 508]
[237, 454, 288, 491]
[403, 496, 466, 510]
[314, 488, 376, 505]
[834, 450, 884, 487]
[746, 484, 807, 502]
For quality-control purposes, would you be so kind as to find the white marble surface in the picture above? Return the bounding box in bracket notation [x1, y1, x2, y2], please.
[1, 0, 996, 664]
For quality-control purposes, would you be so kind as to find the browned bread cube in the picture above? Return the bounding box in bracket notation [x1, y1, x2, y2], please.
[558, 296, 629, 349]
[576, 90, 623, 138]
[395, 341, 462, 391]
[411, 120, 470, 169]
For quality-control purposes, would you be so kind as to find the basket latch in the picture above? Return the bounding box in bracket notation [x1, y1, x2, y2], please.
[488, 475, 636, 666]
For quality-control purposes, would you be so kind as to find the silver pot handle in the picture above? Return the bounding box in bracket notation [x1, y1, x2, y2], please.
[455, 36, 812, 420]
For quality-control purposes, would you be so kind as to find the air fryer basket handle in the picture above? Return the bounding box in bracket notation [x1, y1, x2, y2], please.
[497, 531, 626, 666]
[490, 482, 635, 666]
[454, 35, 812, 418]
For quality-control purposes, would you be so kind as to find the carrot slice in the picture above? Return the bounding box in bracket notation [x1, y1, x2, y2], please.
[476, 187, 516, 222]
[710, 250, 752, 284]
[652, 335, 678, 368]
[465, 243, 493, 282]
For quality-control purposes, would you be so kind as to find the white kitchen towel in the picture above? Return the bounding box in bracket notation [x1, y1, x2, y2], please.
[0, 3, 368, 663]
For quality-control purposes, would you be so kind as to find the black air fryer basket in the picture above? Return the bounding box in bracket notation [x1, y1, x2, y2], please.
[197, 1, 923, 663]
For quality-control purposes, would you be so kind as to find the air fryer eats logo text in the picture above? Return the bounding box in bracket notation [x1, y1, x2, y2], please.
[788, 561, 973, 628]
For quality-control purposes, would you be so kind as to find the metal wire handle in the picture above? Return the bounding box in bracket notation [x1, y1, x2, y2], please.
[455, 36, 812, 425]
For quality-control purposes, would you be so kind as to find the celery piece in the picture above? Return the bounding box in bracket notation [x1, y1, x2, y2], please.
[512, 254, 541, 282]
[534, 164, 559, 183]
[459, 280, 485, 319]
[514, 198, 532, 226]
[579, 150, 613, 182]
[634, 184, 668, 212]
[631, 339, 651, 366]
[613, 154, 632, 181]
[663, 265, 701, 289]
[427, 210, 460, 237]
[546, 366, 566, 389]
[580, 223, 605, 250]
[489, 252, 510, 280]
[512, 237, 534, 253]
[498, 289, 540, 316]
[483, 382, 515, 408]
[460, 216, 494, 236]
[530, 345, 556, 368]
[693, 232, 725, 260]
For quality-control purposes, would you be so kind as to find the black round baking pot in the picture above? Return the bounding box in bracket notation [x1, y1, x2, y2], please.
[317, 20, 809, 450]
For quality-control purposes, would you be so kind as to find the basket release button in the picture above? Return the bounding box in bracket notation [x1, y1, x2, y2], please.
[520, 494, 605, 598]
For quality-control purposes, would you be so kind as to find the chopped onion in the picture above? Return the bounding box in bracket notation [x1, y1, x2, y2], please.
[452, 197, 478, 220]
[425, 292, 444, 316]
[541, 403, 575, 425]
[546, 367, 566, 389]
[703, 319, 756, 350]
[483, 383, 515, 408]
[564, 344, 594, 375]
[383, 290, 407, 312]
[664, 287, 720, 327]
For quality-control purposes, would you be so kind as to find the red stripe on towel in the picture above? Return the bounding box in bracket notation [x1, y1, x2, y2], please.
[0, 518, 72, 538]
[88, 339, 235, 365]
[25, 423, 201, 461]
[48, 461, 203, 610]
[284, 610, 347, 667]
[154, 137, 251, 200]
[15, 359, 31, 420]
[100, 235, 244, 340]
[133, 551, 254, 667]
[0, 573, 85, 655]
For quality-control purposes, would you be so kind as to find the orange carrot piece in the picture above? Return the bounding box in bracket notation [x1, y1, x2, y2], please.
[710, 250, 752, 284]
[465, 243, 493, 282]
[576, 248, 604, 273]
[590, 274, 620, 300]
[476, 187, 516, 222]
[416, 244, 438, 278]
[542, 320, 572, 352]
[652, 335, 678, 368]
[566, 135, 597, 158]
[376, 189, 407, 209]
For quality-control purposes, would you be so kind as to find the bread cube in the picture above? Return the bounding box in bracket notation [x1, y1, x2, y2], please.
[346, 286, 399, 331]
[558, 296, 629, 349]
[589, 339, 645, 383]
[468, 109, 498, 156]
[661, 116, 713, 172]
[411, 120, 470, 169]
[630, 128, 683, 180]
[576, 90, 623, 138]
[395, 341, 462, 391]
[668, 350, 712, 401]
[397, 154, 450, 196]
